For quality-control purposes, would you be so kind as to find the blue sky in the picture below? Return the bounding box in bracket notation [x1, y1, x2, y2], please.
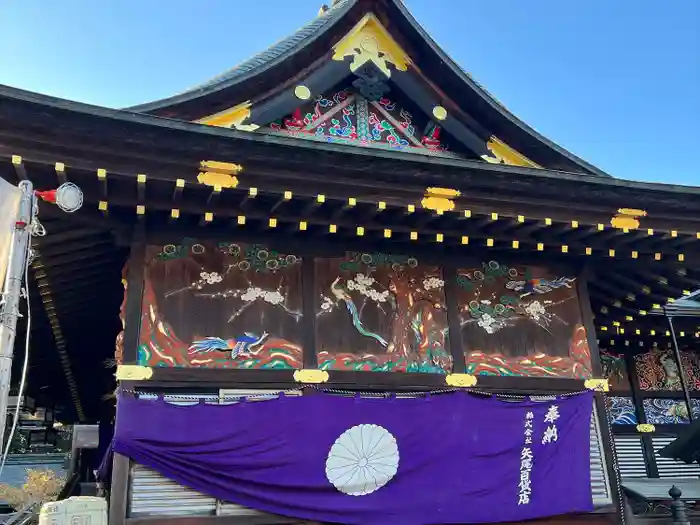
[1, 0, 698, 184]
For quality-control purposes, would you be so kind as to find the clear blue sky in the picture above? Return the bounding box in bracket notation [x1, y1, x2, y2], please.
[1, 0, 698, 184]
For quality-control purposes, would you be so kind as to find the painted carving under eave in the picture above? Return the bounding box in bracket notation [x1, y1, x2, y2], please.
[481, 137, 541, 169]
[265, 88, 459, 157]
[332, 13, 411, 78]
[197, 101, 260, 131]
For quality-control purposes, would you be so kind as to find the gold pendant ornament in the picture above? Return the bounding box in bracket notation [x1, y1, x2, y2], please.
[421, 187, 460, 213]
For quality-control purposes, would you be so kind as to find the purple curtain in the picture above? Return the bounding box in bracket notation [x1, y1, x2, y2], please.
[114, 390, 594, 525]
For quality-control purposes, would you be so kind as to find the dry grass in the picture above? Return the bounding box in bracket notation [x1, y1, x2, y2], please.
[0, 468, 65, 510]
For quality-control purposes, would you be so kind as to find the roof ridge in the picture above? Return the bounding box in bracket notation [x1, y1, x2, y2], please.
[172, 0, 353, 97]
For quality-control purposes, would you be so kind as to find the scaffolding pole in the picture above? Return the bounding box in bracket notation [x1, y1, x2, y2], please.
[0, 180, 35, 453]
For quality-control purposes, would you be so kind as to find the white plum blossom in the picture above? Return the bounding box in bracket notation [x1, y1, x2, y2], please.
[320, 296, 335, 312]
[241, 287, 285, 305]
[477, 313, 498, 334]
[524, 300, 546, 320]
[355, 273, 375, 287]
[422, 276, 444, 291]
[347, 274, 391, 303]
[200, 271, 223, 284]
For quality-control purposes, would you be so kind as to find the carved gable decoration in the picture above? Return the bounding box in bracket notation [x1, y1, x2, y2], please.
[332, 13, 411, 78]
[263, 88, 461, 157]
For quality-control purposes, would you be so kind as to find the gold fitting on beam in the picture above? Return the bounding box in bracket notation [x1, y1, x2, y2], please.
[200, 160, 244, 174]
[636, 423, 655, 433]
[293, 369, 329, 384]
[611, 208, 646, 230]
[97, 168, 107, 179]
[445, 374, 477, 388]
[116, 365, 153, 381]
[584, 378, 609, 392]
[11, 155, 22, 165]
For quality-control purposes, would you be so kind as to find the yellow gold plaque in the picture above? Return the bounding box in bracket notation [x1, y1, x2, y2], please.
[116, 365, 153, 381]
[445, 374, 478, 388]
[584, 378, 610, 392]
[293, 369, 330, 384]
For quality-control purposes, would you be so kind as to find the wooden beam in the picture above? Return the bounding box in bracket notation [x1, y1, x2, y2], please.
[576, 267, 603, 377]
[623, 352, 659, 477]
[301, 257, 317, 368]
[109, 453, 129, 525]
[443, 265, 465, 374]
[28, 268, 86, 421]
[122, 227, 147, 365]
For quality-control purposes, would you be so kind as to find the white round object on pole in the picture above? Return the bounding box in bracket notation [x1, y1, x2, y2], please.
[55, 182, 83, 212]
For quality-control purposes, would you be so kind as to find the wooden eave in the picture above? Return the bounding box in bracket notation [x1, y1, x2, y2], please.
[0, 85, 698, 214]
[8, 210, 126, 423]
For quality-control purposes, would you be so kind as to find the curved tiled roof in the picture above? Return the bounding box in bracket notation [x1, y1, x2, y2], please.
[127, 0, 356, 112]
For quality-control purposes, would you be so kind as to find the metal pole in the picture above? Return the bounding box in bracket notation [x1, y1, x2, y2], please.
[667, 314, 694, 422]
[0, 180, 34, 454]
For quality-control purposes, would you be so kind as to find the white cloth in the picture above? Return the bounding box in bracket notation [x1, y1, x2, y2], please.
[0, 178, 21, 291]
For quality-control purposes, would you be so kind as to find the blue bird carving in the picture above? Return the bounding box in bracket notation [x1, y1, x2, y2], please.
[188, 331, 269, 358]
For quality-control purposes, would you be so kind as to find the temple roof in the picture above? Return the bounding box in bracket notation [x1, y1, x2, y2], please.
[128, 0, 356, 113]
[125, 0, 610, 177]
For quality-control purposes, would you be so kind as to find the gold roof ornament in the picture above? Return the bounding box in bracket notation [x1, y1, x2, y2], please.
[332, 13, 411, 77]
[421, 187, 461, 213]
[481, 137, 541, 168]
[197, 160, 243, 189]
[610, 208, 647, 230]
[197, 101, 260, 131]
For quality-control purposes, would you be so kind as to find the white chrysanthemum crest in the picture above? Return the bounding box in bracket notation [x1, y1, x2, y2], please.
[326, 424, 399, 496]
